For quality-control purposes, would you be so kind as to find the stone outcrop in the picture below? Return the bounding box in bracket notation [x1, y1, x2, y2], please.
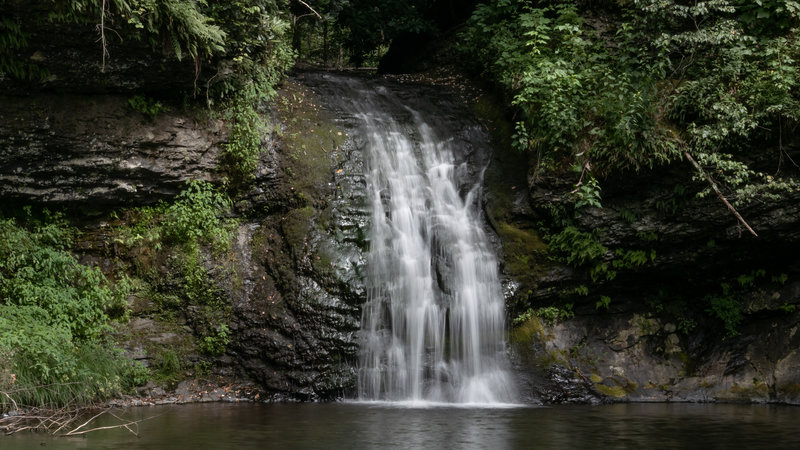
[482, 98, 800, 404]
[0, 94, 224, 205]
[0, 1, 228, 206]
[510, 283, 800, 405]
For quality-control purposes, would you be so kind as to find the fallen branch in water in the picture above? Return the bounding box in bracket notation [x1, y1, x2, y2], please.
[1, 402, 159, 437]
[1, 405, 88, 435]
[684, 151, 758, 238]
[61, 408, 161, 437]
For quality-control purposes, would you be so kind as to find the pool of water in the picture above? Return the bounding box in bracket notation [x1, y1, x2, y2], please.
[6, 402, 800, 449]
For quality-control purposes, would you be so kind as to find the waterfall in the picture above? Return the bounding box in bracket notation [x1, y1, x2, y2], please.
[316, 75, 514, 404]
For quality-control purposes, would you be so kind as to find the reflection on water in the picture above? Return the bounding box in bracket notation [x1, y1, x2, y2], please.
[6, 402, 800, 449]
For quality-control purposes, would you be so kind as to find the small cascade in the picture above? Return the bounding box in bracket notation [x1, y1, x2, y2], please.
[320, 75, 514, 404]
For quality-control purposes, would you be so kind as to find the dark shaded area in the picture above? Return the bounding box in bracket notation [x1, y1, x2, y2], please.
[0, 1, 205, 96]
[377, 0, 479, 73]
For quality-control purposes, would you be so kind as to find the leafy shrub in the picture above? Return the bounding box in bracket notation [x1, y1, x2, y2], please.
[220, 90, 269, 182]
[0, 212, 138, 409]
[547, 226, 608, 267]
[513, 305, 575, 326]
[128, 95, 170, 119]
[161, 179, 235, 248]
[706, 294, 743, 337]
[198, 323, 230, 356]
[0, 214, 128, 340]
[116, 180, 237, 355]
[461, 0, 799, 205]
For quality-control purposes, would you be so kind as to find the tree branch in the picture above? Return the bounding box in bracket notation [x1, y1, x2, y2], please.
[569, 160, 591, 194]
[99, 0, 109, 72]
[1, 391, 18, 412]
[684, 151, 758, 237]
[294, 0, 322, 20]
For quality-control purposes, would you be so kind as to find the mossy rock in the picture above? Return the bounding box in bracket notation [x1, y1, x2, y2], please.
[595, 384, 627, 398]
[275, 80, 348, 203]
[283, 206, 316, 256]
[594, 377, 638, 398]
[510, 315, 546, 344]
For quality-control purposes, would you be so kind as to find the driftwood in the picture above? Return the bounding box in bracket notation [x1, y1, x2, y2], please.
[1, 405, 89, 435]
[63, 408, 159, 437]
[1, 402, 158, 437]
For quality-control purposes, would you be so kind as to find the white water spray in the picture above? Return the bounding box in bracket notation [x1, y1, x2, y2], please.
[331, 77, 514, 404]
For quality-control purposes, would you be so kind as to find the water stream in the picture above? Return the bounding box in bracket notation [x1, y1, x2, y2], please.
[316, 74, 514, 403]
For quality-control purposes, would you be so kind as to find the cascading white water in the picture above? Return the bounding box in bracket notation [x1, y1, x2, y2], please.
[330, 77, 514, 404]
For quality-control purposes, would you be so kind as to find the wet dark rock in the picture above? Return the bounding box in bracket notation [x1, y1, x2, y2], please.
[226, 78, 372, 400]
[0, 94, 224, 205]
[540, 365, 603, 405]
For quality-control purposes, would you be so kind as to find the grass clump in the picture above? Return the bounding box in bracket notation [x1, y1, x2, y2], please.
[0, 210, 143, 410]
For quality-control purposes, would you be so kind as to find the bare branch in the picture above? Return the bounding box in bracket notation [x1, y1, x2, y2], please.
[63, 412, 158, 437]
[294, 0, 323, 20]
[2, 391, 18, 412]
[99, 0, 109, 72]
[684, 151, 758, 237]
[63, 408, 109, 436]
[569, 160, 592, 194]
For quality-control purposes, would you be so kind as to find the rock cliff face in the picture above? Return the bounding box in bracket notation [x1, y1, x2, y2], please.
[482, 105, 800, 404]
[226, 78, 369, 399]
[0, 1, 226, 206]
[0, 95, 224, 205]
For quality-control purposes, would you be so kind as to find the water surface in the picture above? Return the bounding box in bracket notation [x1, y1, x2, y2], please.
[7, 402, 800, 449]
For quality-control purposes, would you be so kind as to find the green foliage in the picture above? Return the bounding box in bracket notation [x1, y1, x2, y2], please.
[547, 226, 622, 281]
[772, 273, 789, 284]
[0, 16, 49, 80]
[152, 349, 182, 383]
[461, 0, 799, 205]
[219, 90, 269, 182]
[197, 323, 230, 355]
[572, 177, 602, 209]
[335, 0, 433, 66]
[161, 179, 235, 247]
[561, 284, 589, 297]
[0, 212, 128, 341]
[677, 316, 697, 335]
[513, 304, 575, 326]
[205, 3, 294, 181]
[46, 0, 226, 61]
[619, 209, 639, 223]
[596, 295, 611, 310]
[0, 211, 139, 409]
[736, 269, 767, 288]
[461, 0, 680, 176]
[127, 179, 236, 307]
[547, 223, 659, 282]
[128, 95, 170, 119]
[547, 226, 608, 266]
[4, 1, 296, 124]
[612, 249, 650, 269]
[706, 293, 743, 337]
[115, 180, 237, 356]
